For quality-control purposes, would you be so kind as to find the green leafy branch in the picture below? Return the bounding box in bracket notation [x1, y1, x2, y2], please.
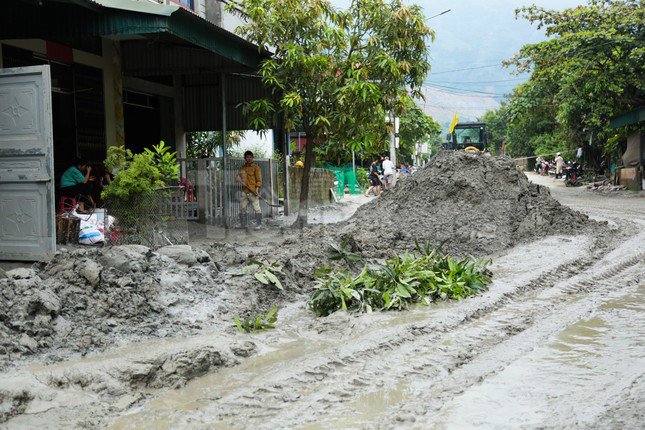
[233, 306, 278, 333]
[309, 243, 492, 317]
[327, 235, 362, 268]
[246, 259, 284, 290]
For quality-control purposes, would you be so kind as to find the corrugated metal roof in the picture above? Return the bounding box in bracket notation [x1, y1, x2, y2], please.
[610, 106, 645, 129]
[183, 73, 274, 131]
[88, 0, 178, 16]
[48, 0, 267, 68]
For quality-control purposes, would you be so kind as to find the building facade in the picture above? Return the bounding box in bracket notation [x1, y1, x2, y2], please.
[0, 0, 276, 260]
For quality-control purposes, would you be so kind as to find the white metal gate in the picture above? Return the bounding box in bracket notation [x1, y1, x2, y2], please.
[0, 66, 55, 261]
[178, 157, 279, 226]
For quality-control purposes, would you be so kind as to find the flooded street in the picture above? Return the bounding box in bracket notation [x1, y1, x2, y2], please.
[102, 175, 644, 429]
[2, 173, 644, 429]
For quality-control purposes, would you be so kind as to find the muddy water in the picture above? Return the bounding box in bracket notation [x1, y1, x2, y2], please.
[105, 230, 644, 429]
[429, 284, 644, 429]
[103, 177, 644, 430]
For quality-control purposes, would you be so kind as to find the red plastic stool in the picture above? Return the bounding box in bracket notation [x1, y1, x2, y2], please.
[59, 196, 77, 213]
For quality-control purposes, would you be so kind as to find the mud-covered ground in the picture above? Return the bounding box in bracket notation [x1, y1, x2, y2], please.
[1, 168, 643, 429]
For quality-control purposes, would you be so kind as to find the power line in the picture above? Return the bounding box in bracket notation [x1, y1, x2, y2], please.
[425, 83, 507, 97]
[420, 105, 499, 110]
[428, 78, 525, 84]
[427, 63, 503, 75]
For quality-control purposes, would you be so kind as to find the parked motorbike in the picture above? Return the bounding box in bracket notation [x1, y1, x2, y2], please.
[564, 161, 584, 186]
[545, 161, 556, 176]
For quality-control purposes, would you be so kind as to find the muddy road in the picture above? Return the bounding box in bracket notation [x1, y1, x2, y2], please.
[2, 173, 644, 429]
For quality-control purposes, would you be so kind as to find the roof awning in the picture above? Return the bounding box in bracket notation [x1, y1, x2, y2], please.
[5, 0, 266, 70]
[610, 106, 645, 129]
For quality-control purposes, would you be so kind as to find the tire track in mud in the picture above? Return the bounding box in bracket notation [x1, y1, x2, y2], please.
[258, 250, 644, 429]
[380, 258, 644, 429]
[163, 227, 642, 429]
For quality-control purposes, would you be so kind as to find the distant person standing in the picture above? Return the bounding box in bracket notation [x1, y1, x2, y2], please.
[576, 145, 583, 160]
[235, 150, 263, 229]
[364, 159, 382, 197]
[554, 152, 564, 179]
[382, 156, 395, 188]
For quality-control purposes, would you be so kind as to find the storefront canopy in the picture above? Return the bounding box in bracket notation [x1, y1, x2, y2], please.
[6, 0, 267, 70]
[610, 106, 645, 129]
[5, 0, 274, 131]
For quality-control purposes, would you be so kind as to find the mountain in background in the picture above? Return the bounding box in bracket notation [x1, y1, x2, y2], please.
[410, 0, 583, 130]
[418, 86, 500, 127]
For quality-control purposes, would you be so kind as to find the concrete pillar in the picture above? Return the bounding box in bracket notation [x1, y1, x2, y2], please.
[101, 39, 121, 148]
[109, 41, 125, 148]
[173, 74, 186, 158]
[221, 72, 230, 227]
[204, 0, 222, 25]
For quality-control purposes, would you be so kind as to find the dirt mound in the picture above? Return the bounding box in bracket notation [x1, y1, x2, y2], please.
[342, 151, 595, 257]
[0, 244, 282, 371]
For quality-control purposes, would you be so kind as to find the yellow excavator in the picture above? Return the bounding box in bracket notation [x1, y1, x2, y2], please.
[442, 122, 488, 152]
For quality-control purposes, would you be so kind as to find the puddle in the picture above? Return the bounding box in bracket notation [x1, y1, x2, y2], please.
[104, 236, 597, 429]
[108, 335, 329, 429]
[429, 284, 645, 429]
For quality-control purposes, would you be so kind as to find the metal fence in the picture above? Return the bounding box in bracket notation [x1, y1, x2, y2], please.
[104, 186, 189, 248]
[177, 157, 280, 226]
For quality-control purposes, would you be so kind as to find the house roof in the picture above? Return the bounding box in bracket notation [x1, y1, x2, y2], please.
[610, 106, 645, 129]
[7, 0, 266, 69]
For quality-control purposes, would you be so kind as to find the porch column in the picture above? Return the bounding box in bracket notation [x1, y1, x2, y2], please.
[221, 72, 230, 228]
[101, 39, 120, 148]
[173, 74, 186, 158]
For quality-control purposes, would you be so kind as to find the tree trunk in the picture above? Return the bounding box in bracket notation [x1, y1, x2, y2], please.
[293, 134, 316, 228]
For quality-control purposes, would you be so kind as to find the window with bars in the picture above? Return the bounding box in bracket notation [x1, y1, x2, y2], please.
[169, 0, 194, 10]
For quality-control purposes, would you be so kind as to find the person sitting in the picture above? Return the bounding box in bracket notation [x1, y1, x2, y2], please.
[59, 157, 95, 213]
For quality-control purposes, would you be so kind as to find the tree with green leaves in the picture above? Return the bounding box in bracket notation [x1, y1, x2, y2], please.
[186, 131, 246, 159]
[500, 0, 644, 166]
[228, 0, 433, 226]
[398, 99, 442, 163]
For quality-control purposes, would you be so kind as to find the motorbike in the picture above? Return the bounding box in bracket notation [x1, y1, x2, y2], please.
[564, 161, 584, 186]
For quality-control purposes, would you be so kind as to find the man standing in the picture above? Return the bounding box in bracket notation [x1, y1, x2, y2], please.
[235, 150, 262, 229]
[381, 156, 395, 188]
[554, 152, 564, 179]
[364, 159, 382, 197]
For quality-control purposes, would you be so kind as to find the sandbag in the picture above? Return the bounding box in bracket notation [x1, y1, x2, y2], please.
[79, 226, 103, 245]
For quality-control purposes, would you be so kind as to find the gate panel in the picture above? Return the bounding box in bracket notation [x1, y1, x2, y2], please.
[178, 157, 280, 226]
[0, 66, 55, 261]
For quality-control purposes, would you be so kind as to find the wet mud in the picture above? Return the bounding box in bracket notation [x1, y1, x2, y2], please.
[1, 160, 643, 429]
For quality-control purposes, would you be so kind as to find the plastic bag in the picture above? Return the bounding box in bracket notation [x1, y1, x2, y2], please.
[79, 226, 103, 245]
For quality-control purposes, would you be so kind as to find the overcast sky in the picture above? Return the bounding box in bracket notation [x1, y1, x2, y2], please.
[331, 0, 585, 97]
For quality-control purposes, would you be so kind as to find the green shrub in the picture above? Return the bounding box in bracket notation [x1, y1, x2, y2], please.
[246, 259, 284, 290]
[356, 167, 369, 189]
[143, 140, 179, 184]
[309, 243, 492, 317]
[102, 152, 165, 228]
[104, 145, 133, 171]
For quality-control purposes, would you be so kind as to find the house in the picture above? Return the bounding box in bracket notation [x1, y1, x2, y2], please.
[0, 0, 277, 260]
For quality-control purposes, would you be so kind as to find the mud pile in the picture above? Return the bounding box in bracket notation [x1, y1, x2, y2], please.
[342, 152, 594, 257]
[0, 243, 280, 370]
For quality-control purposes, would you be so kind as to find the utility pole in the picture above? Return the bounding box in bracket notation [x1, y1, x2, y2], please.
[389, 111, 399, 185]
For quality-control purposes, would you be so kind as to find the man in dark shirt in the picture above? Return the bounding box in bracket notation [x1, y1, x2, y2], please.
[364, 159, 382, 197]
